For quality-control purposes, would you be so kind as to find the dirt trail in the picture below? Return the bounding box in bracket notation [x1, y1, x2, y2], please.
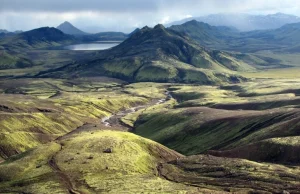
[48, 145, 84, 194]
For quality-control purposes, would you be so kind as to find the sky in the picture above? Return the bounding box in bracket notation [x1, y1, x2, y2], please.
[0, 0, 300, 33]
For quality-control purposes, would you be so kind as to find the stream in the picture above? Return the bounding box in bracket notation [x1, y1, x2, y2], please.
[57, 91, 173, 140]
[101, 91, 173, 129]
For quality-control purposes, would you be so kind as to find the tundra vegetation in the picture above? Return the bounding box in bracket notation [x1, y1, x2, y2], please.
[1, 22, 300, 193]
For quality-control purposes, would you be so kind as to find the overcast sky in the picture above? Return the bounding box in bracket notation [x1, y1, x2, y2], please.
[1, 0, 300, 33]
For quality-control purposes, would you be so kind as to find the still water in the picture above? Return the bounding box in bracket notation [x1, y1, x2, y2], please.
[65, 41, 121, 51]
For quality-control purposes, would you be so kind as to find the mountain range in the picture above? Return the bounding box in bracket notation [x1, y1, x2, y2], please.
[168, 13, 300, 31]
[169, 20, 300, 52]
[2, 19, 300, 80]
[39, 24, 253, 84]
[0, 30, 23, 39]
[56, 21, 129, 41]
[0, 29, 9, 34]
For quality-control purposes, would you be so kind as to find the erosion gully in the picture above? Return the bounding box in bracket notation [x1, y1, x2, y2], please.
[101, 91, 173, 131]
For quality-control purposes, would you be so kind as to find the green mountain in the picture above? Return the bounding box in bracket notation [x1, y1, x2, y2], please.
[41, 24, 253, 84]
[56, 21, 88, 36]
[0, 27, 76, 69]
[168, 13, 300, 31]
[169, 20, 238, 49]
[0, 27, 75, 50]
[242, 22, 300, 44]
[170, 20, 300, 52]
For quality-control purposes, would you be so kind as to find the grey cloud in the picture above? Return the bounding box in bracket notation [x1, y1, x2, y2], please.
[0, 0, 299, 32]
[0, 0, 159, 12]
[0, 0, 285, 13]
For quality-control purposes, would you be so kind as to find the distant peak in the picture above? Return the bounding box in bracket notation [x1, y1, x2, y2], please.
[154, 24, 165, 30]
[141, 26, 151, 31]
[185, 20, 199, 25]
[59, 21, 73, 26]
[183, 20, 208, 27]
[56, 21, 87, 35]
[189, 19, 198, 23]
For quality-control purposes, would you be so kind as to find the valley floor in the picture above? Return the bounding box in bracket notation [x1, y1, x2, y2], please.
[1, 75, 300, 193]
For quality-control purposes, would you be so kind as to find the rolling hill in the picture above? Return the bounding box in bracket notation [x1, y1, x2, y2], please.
[0, 130, 193, 193]
[1, 79, 300, 193]
[132, 80, 300, 164]
[0, 50, 34, 70]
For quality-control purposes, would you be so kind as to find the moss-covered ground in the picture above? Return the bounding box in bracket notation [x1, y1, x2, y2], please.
[0, 78, 151, 159]
[1, 76, 300, 193]
[133, 79, 300, 162]
[0, 130, 201, 194]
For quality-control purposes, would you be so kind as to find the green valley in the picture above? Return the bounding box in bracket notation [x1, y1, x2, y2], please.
[1, 11, 300, 194]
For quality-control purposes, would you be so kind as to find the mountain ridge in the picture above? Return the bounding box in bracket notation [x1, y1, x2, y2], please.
[168, 12, 300, 31]
[169, 19, 300, 53]
[0, 27, 75, 50]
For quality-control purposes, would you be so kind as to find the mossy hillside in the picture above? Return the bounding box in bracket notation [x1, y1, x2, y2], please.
[0, 51, 34, 70]
[252, 51, 300, 69]
[0, 112, 79, 158]
[55, 130, 192, 193]
[0, 130, 199, 194]
[134, 108, 194, 145]
[135, 61, 179, 82]
[121, 98, 177, 127]
[169, 85, 236, 102]
[0, 142, 66, 194]
[2, 131, 300, 193]
[69, 56, 246, 84]
[134, 106, 300, 155]
[101, 57, 143, 80]
[0, 65, 55, 78]
[209, 136, 300, 164]
[0, 93, 147, 159]
[0, 77, 127, 100]
[240, 67, 300, 79]
[212, 51, 256, 72]
[160, 155, 300, 193]
[170, 80, 300, 110]
[123, 82, 169, 99]
[0, 94, 101, 158]
[0, 78, 149, 159]
[56, 130, 181, 175]
[226, 78, 300, 97]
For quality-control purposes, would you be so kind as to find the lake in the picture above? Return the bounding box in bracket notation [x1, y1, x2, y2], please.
[65, 41, 122, 51]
